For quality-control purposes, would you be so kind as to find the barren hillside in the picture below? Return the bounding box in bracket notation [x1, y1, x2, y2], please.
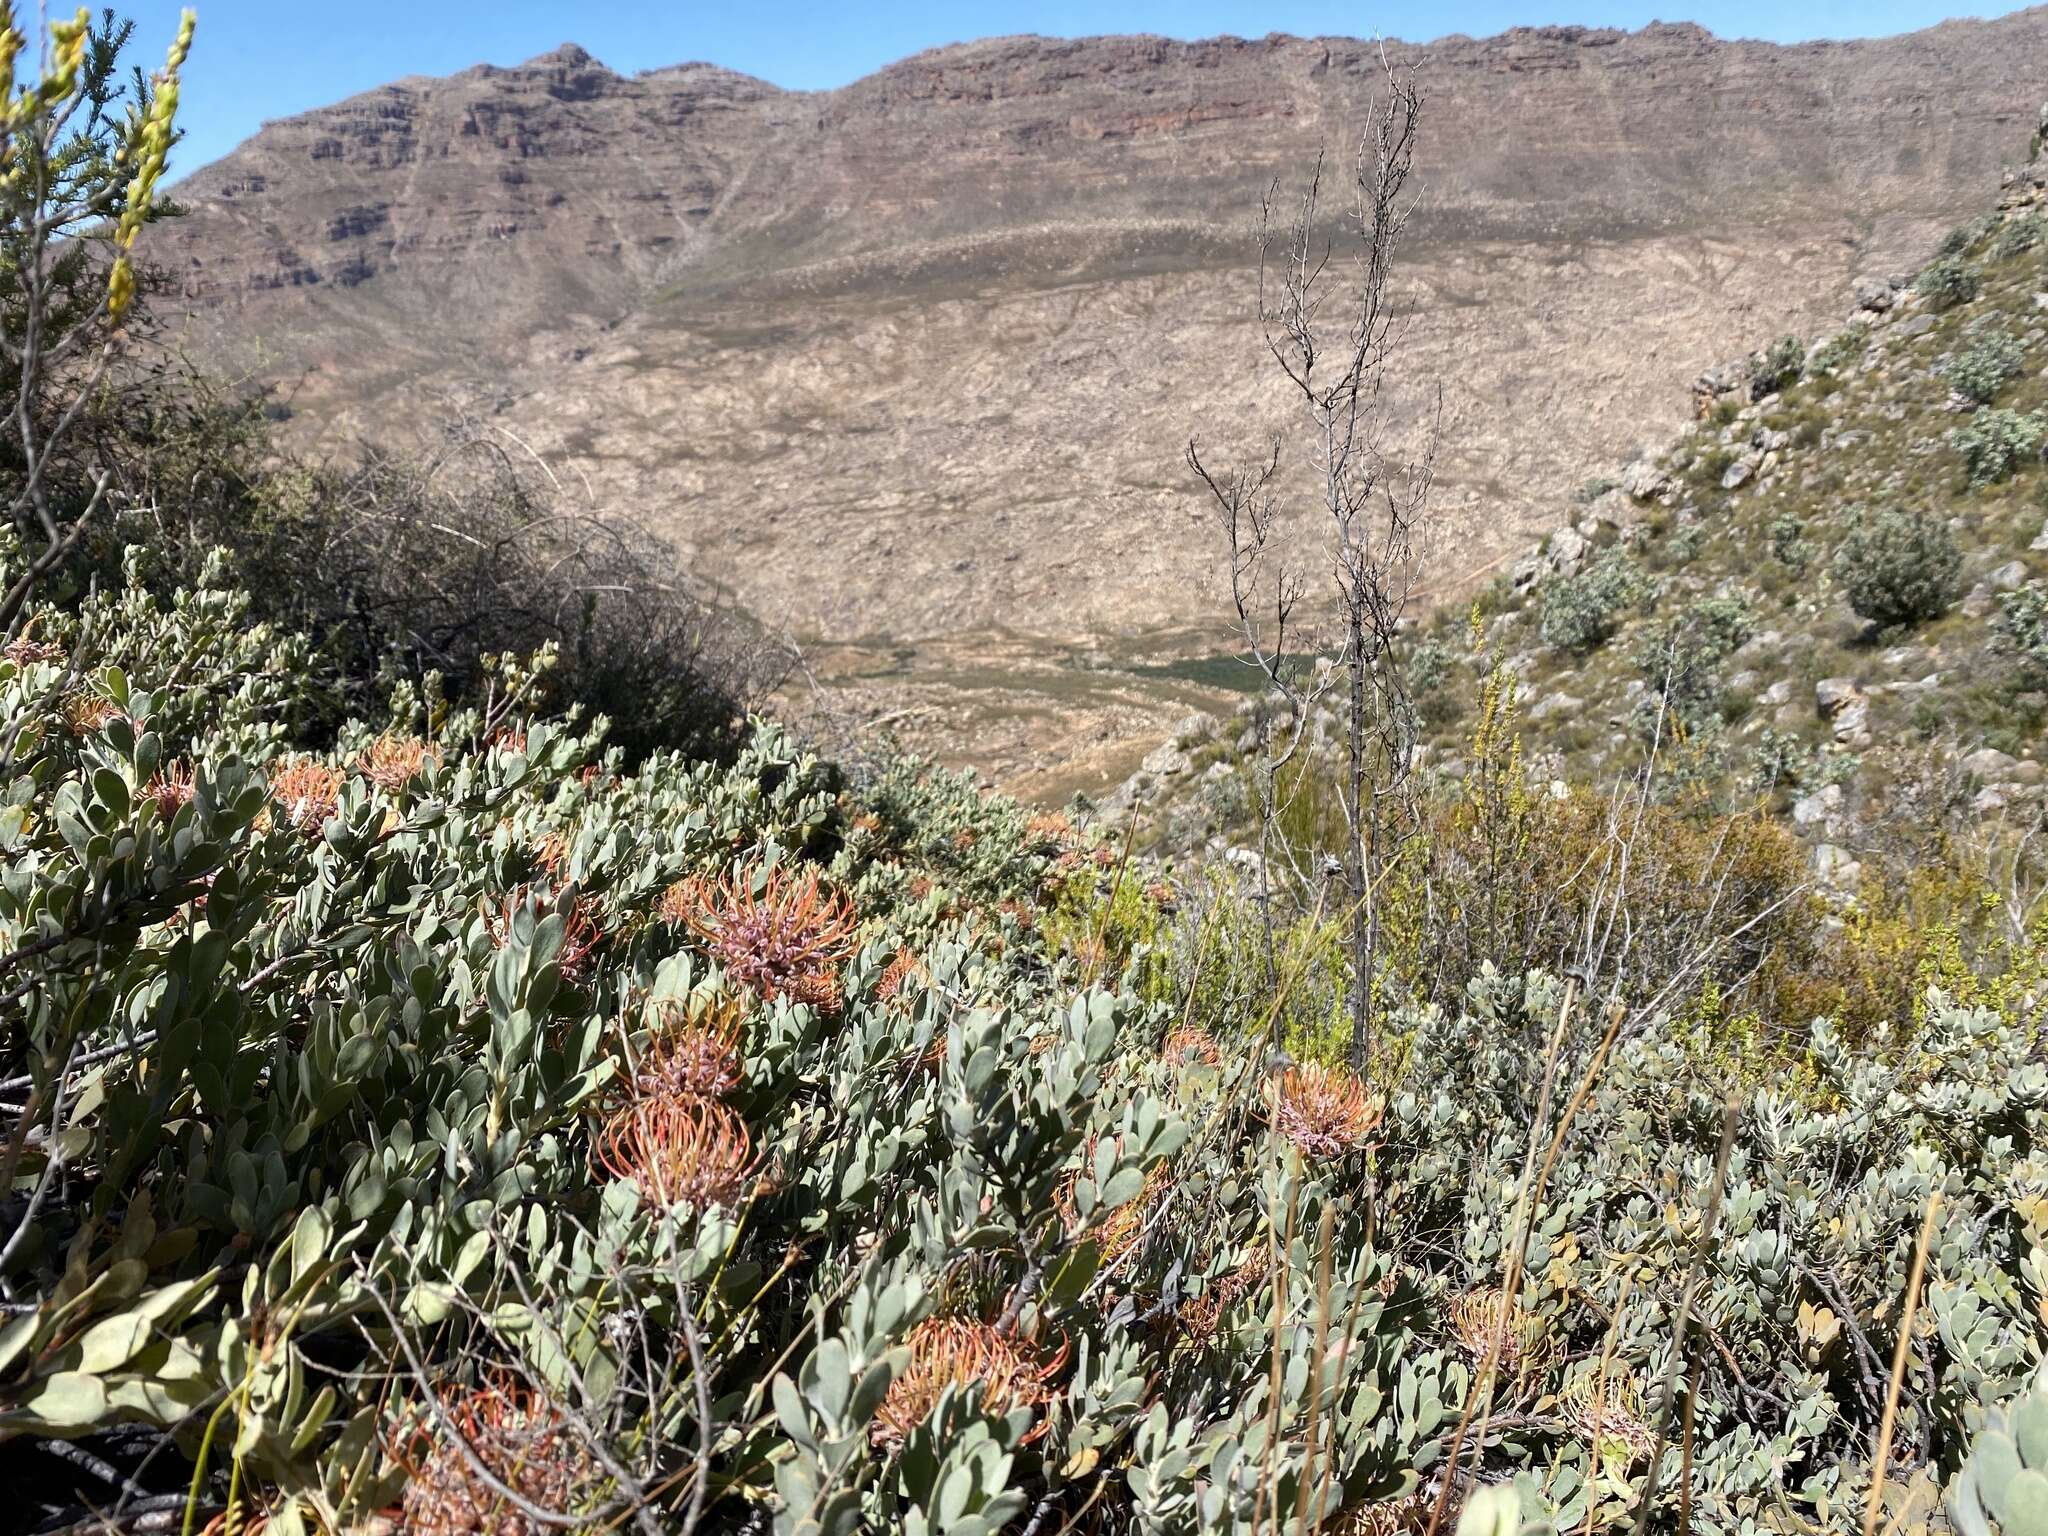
[154, 15, 2048, 794]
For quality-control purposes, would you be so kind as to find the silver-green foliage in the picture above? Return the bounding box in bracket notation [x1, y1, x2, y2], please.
[1951, 329, 2028, 405]
[1956, 410, 2047, 487]
[1833, 507, 1964, 626]
[1538, 549, 1647, 654]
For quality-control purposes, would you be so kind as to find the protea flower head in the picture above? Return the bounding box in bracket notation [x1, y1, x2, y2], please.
[360, 733, 437, 791]
[396, 1375, 602, 1536]
[870, 1318, 1066, 1450]
[3, 630, 63, 666]
[142, 760, 195, 822]
[665, 865, 858, 1009]
[1054, 1136, 1172, 1267]
[1023, 810, 1074, 849]
[1178, 1254, 1267, 1343]
[1161, 1025, 1222, 1069]
[268, 756, 341, 836]
[593, 1093, 760, 1209]
[1448, 1286, 1551, 1382]
[876, 946, 925, 1006]
[634, 994, 747, 1100]
[1559, 1366, 1658, 1465]
[60, 690, 124, 735]
[1333, 1490, 1452, 1536]
[1266, 1063, 1382, 1161]
[483, 887, 605, 985]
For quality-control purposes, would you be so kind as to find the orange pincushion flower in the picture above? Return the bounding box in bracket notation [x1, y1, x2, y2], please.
[669, 865, 858, 1009]
[1447, 1286, 1550, 1382]
[4, 631, 63, 666]
[396, 1376, 601, 1535]
[1178, 1255, 1268, 1343]
[269, 756, 342, 836]
[1054, 1137, 1172, 1267]
[876, 946, 926, 1006]
[634, 995, 747, 1100]
[360, 733, 438, 791]
[1161, 1025, 1222, 1069]
[593, 1094, 760, 1209]
[1266, 1063, 1382, 1161]
[1023, 810, 1074, 848]
[60, 691, 123, 734]
[142, 760, 195, 821]
[533, 830, 572, 879]
[870, 1318, 1066, 1450]
[483, 888, 604, 984]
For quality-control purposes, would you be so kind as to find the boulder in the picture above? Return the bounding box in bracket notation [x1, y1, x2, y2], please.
[1963, 747, 2020, 780]
[1813, 843, 1863, 889]
[1720, 457, 1755, 491]
[1815, 678, 1871, 747]
[1988, 559, 2029, 592]
[1546, 525, 1589, 575]
[1140, 741, 1192, 778]
[1853, 275, 1895, 313]
[1792, 783, 1843, 828]
[1893, 314, 1938, 340]
[1621, 459, 1670, 501]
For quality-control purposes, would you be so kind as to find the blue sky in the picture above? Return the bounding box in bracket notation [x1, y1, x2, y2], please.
[111, 0, 2011, 178]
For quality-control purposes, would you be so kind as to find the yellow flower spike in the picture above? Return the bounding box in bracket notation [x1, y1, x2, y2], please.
[105, 255, 134, 324]
[41, 8, 88, 103]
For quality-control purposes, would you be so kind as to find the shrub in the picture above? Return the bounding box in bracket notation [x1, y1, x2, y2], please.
[1832, 507, 1963, 626]
[1748, 333, 1804, 399]
[1632, 590, 1755, 730]
[1769, 511, 1809, 575]
[1956, 408, 2048, 487]
[1995, 580, 2048, 681]
[1538, 547, 1645, 653]
[1809, 328, 1868, 375]
[1938, 213, 1997, 257]
[1916, 255, 1981, 310]
[1990, 212, 2045, 261]
[1948, 327, 2026, 404]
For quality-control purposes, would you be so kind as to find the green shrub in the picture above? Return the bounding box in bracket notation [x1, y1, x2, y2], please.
[1537, 547, 1645, 653]
[1990, 212, 2045, 261]
[1748, 334, 1804, 399]
[1632, 589, 1756, 729]
[1916, 255, 1981, 310]
[1995, 580, 2048, 681]
[1939, 214, 1997, 257]
[1956, 408, 2048, 487]
[1810, 328, 1869, 375]
[1769, 512, 1809, 575]
[1949, 328, 2027, 404]
[1832, 507, 1963, 626]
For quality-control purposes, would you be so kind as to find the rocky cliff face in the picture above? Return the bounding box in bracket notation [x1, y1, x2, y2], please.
[155, 13, 2048, 794]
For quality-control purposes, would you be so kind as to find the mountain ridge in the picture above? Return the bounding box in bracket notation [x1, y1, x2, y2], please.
[152, 9, 2048, 795]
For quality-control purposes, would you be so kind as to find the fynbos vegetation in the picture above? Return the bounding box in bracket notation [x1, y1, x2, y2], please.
[4, 14, 2048, 1536]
